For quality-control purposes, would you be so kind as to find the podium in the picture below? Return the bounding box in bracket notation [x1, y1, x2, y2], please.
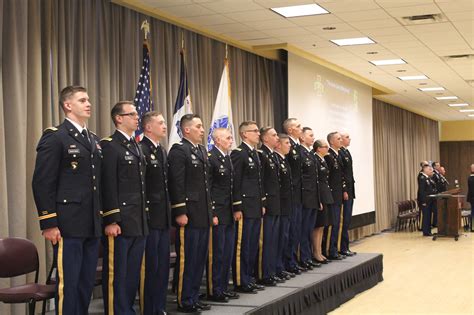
[430, 188, 462, 241]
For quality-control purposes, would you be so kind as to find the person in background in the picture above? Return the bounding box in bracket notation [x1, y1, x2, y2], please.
[467, 164, 474, 231]
[417, 164, 437, 236]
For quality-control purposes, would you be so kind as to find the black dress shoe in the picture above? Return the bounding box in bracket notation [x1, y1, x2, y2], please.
[327, 254, 343, 260]
[314, 258, 328, 264]
[300, 262, 313, 270]
[177, 305, 201, 313]
[195, 301, 212, 311]
[277, 272, 291, 280]
[348, 250, 357, 255]
[272, 275, 286, 283]
[287, 267, 301, 275]
[234, 285, 257, 294]
[223, 290, 239, 299]
[340, 250, 355, 257]
[423, 233, 433, 236]
[283, 270, 296, 278]
[296, 265, 307, 272]
[207, 294, 229, 303]
[250, 282, 265, 291]
[307, 260, 321, 268]
[257, 278, 277, 286]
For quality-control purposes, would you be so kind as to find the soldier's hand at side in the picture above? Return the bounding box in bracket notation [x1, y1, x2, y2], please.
[233, 211, 242, 221]
[319, 203, 323, 211]
[343, 192, 349, 201]
[42, 227, 61, 245]
[176, 214, 188, 227]
[262, 207, 266, 216]
[213, 216, 219, 226]
[105, 223, 121, 237]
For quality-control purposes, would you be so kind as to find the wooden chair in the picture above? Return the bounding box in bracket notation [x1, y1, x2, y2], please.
[395, 200, 419, 231]
[0, 237, 55, 315]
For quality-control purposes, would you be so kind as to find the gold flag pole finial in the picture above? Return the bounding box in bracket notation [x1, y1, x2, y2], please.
[225, 44, 228, 59]
[181, 31, 185, 50]
[141, 20, 150, 40]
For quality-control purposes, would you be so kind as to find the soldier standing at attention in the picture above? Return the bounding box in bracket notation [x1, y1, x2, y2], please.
[100, 101, 149, 314]
[168, 114, 213, 313]
[140, 111, 171, 315]
[32, 86, 102, 315]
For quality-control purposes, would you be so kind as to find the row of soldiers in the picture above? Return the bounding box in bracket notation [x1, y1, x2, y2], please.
[417, 161, 449, 236]
[32, 86, 356, 315]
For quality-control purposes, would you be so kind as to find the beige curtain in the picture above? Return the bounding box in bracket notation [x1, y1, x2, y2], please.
[0, 1, 285, 314]
[350, 99, 440, 240]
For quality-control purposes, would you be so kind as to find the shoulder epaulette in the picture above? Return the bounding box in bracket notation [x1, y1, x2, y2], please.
[43, 126, 58, 133]
[233, 148, 242, 151]
[257, 149, 263, 153]
[101, 137, 113, 142]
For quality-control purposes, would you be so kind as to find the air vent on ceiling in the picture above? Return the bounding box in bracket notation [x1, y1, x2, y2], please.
[441, 54, 474, 61]
[398, 13, 448, 25]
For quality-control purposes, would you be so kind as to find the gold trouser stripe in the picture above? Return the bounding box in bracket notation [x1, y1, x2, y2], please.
[207, 226, 213, 295]
[139, 252, 145, 315]
[258, 218, 264, 280]
[235, 218, 243, 286]
[58, 239, 64, 315]
[108, 236, 115, 315]
[337, 205, 344, 252]
[326, 226, 332, 257]
[177, 227, 185, 307]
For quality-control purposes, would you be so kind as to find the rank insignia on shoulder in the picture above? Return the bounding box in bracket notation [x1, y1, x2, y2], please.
[234, 148, 242, 151]
[43, 126, 58, 133]
[101, 137, 112, 142]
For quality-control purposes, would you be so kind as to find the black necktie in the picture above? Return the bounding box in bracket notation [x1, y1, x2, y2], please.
[130, 137, 139, 155]
[81, 129, 90, 143]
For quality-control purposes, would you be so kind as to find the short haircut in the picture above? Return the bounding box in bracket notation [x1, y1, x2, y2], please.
[313, 139, 324, 151]
[141, 111, 163, 130]
[283, 118, 297, 133]
[239, 121, 257, 134]
[59, 86, 87, 110]
[111, 101, 134, 126]
[259, 126, 274, 141]
[302, 127, 312, 133]
[278, 133, 289, 141]
[432, 161, 439, 168]
[327, 131, 339, 144]
[211, 127, 229, 141]
[422, 164, 432, 172]
[180, 113, 200, 130]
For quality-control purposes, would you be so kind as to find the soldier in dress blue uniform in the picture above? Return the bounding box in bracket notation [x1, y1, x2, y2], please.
[324, 132, 346, 261]
[417, 165, 438, 236]
[312, 139, 334, 264]
[339, 133, 356, 257]
[231, 121, 266, 294]
[299, 127, 321, 269]
[257, 127, 282, 286]
[168, 114, 213, 313]
[206, 128, 239, 302]
[139, 111, 171, 315]
[273, 134, 295, 280]
[282, 118, 305, 275]
[100, 101, 149, 315]
[32, 86, 102, 315]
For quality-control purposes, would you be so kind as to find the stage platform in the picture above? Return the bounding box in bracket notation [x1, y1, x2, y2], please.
[54, 252, 382, 315]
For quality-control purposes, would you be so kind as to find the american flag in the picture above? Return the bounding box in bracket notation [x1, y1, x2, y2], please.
[134, 41, 153, 141]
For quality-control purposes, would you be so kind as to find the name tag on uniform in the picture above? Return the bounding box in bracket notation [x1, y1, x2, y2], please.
[321, 167, 326, 171]
[68, 148, 80, 154]
[125, 155, 134, 161]
[192, 159, 200, 165]
[150, 159, 159, 165]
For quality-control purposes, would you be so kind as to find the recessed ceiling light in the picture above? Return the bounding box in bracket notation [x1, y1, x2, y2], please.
[322, 26, 336, 30]
[419, 83, 427, 85]
[397, 70, 406, 72]
[330, 37, 375, 46]
[436, 96, 458, 100]
[398, 75, 428, 80]
[366, 51, 378, 54]
[370, 59, 406, 66]
[468, 114, 474, 117]
[448, 103, 468, 107]
[459, 109, 474, 112]
[418, 87, 445, 91]
[271, 4, 329, 18]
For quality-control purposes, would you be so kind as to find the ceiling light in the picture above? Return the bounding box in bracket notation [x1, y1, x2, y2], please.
[322, 26, 336, 30]
[366, 51, 378, 54]
[397, 70, 406, 72]
[271, 4, 329, 18]
[436, 96, 458, 100]
[448, 103, 468, 107]
[330, 37, 375, 46]
[468, 114, 474, 117]
[418, 87, 445, 91]
[370, 59, 406, 66]
[459, 109, 474, 112]
[398, 75, 428, 80]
